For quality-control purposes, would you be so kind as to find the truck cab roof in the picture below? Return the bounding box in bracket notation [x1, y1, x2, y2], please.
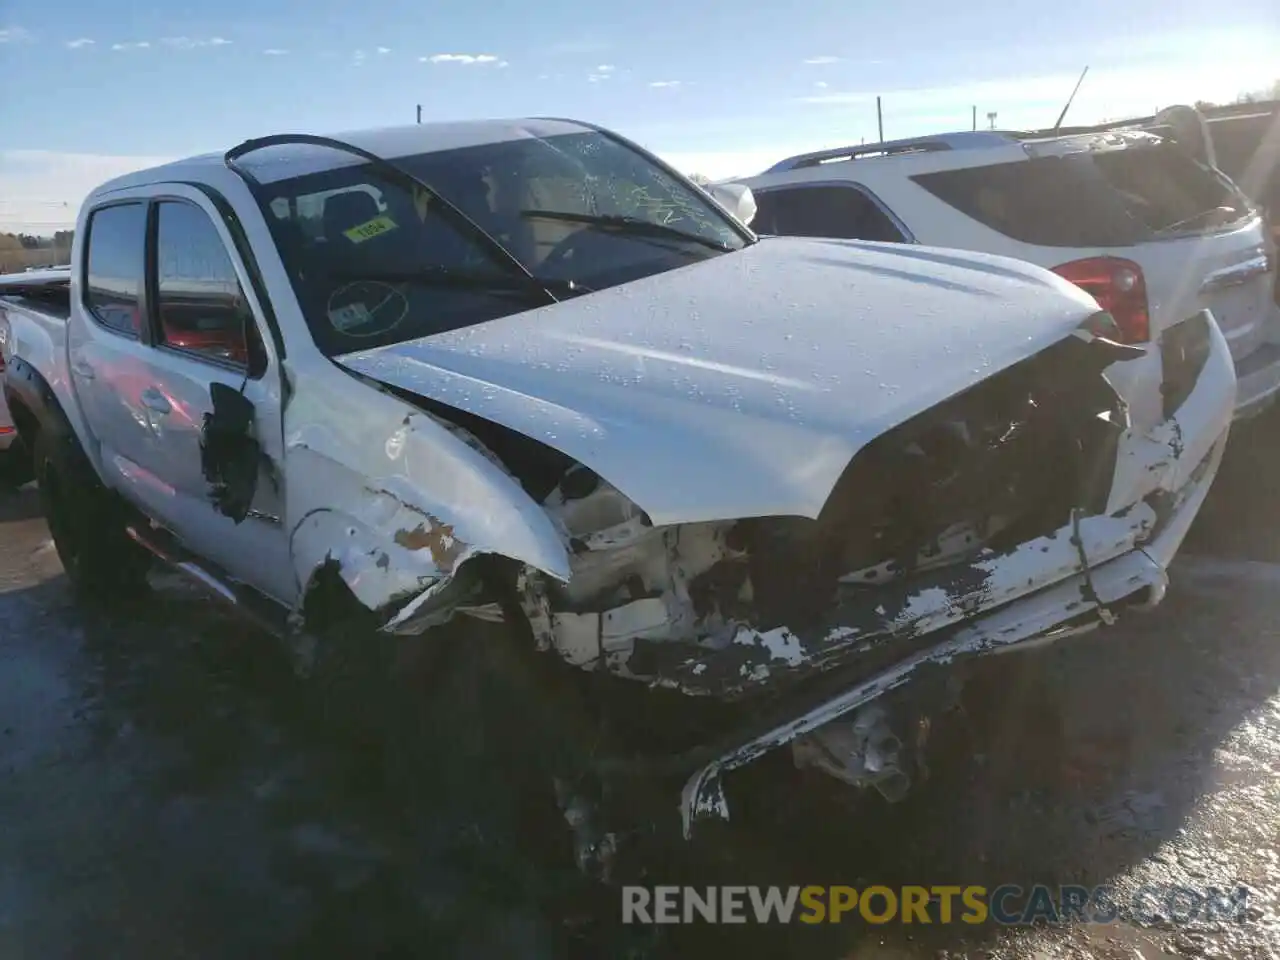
[93, 117, 597, 196]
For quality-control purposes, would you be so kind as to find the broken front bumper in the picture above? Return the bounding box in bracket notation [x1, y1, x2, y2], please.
[677, 317, 1236, 837]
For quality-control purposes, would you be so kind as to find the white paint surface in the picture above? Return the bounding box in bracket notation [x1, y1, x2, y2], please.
[342, 235, 1099, 526]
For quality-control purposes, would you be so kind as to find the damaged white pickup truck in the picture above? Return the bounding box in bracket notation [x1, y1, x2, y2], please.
[0, 119, 1237, 843]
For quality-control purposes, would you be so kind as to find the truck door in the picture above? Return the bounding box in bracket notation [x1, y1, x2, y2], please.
[67, 185, 296, 606]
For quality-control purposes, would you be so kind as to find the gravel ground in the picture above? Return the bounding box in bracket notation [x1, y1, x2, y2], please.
[2, 409, 1280, 959]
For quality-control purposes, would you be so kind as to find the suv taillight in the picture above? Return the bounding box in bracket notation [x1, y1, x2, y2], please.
[1051, 257, 1150, 344]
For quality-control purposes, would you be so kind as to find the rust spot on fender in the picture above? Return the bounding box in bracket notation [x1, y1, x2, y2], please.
[394, 519, 466, 570]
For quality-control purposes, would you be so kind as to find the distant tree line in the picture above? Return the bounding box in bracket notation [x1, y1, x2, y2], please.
[1197, 78, 1280, 112]
[0, 230, 73, 252]
[0, 230, 73, 273]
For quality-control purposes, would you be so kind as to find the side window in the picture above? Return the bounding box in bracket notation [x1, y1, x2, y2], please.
[155, 201, 254, 367]
[84, 203, 147, 335]
[752, 185, 908, 243]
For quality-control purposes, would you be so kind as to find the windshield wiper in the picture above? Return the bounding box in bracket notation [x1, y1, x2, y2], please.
[329, 266, 593, 299]
[1158, 205, 1242, 234]
[519, 209, 734, 253]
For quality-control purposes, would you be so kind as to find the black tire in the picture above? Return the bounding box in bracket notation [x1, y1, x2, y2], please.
[297, 572, 401, 751]
[32, 423, 150, 602]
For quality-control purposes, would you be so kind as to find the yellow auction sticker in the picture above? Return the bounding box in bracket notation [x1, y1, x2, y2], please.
[344, 215, 398, 243]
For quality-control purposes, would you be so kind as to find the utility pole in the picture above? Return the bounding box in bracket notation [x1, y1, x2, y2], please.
[972, 105, 977, 131]
[416, 104, 422, 124]
[876, 96, 884, 142]
[986, 111, 997, 131]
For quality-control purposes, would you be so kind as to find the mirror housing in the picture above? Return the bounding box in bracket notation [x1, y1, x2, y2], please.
[705, 181, 757, 227]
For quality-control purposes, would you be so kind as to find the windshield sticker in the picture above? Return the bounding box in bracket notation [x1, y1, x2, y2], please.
[344, 215, 398, 243]
[328, 301, 373, 331]
[326, 281, 411, 337]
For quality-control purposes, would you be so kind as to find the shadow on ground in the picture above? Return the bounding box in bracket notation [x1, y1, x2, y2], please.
[1184, 401, 1280, 562]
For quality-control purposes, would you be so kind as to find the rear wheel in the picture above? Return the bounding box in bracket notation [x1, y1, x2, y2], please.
[33, 424, 150, 602]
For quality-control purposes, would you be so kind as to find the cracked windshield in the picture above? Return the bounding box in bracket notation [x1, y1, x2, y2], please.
[1, 1, 1278, 958]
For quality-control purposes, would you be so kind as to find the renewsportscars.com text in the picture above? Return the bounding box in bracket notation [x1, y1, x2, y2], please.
[622, 884, 1252, 925]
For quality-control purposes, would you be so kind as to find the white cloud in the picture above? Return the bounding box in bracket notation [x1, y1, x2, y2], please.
[814, 80, 828, 89]
[588, 71, 611, 83]
[803, 55, 841, 65]
[0, 150, 177, 234]
[426, 52, 500, 65]
[65, 38, 95, 49]
[596, 64, 614, 73]
[160, 36, 232, 50]
[648, 80, 682, 89]
[376, 46, 391, 54]
[111, 41, 151, 51]
[262, 48, 288, 55]
[0, 27, 33, 44]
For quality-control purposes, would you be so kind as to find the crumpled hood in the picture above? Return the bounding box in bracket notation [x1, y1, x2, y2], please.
[338, 236, 1100, 525]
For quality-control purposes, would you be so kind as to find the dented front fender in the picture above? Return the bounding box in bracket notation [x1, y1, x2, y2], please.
[283, 367, 572, 626]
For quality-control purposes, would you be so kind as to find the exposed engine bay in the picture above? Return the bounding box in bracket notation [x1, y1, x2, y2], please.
[514, 333, 1135, 699]
[358, 329, 1206, 839]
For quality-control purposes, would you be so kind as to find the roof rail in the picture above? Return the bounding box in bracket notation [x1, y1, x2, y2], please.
[763, 131, 1017, 173]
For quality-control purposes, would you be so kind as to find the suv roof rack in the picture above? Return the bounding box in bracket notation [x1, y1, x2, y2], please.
[763, 131, 1018, 173]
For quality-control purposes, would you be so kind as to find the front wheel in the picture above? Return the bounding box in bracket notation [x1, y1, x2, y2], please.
[33, 425, 150, 603]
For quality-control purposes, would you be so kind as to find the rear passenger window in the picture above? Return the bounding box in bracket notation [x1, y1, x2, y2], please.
[752, 186, 907, 242]
[155, 201, 253, 367]
[84, 203, 147, 335]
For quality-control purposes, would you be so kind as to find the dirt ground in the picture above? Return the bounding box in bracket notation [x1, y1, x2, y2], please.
[2, 409, 1280, 959]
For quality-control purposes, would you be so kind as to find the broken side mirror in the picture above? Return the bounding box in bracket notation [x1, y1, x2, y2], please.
[706, 182, 757, 227]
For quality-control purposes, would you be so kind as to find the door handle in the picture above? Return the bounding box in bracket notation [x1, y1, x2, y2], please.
[140, 388, 172, 415]
[72, 358, 95, 380]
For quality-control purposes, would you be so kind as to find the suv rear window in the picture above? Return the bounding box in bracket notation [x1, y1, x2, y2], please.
[912, 144, 1250, 247]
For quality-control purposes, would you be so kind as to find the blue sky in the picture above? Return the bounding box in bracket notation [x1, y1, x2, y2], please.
[1, 0, 1276, 232]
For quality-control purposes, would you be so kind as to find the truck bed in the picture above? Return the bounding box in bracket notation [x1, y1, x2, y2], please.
[0, 267, 71, 321]
[0, 268, 80, 454]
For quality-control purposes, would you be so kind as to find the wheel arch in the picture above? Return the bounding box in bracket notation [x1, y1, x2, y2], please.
[4, 356, 66, 444]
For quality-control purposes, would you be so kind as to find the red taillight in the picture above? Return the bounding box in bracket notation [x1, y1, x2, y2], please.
[1051, 257, 1150, 344]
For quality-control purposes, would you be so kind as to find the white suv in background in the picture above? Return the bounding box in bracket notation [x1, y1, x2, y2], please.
[739, 128, 1280, 425]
